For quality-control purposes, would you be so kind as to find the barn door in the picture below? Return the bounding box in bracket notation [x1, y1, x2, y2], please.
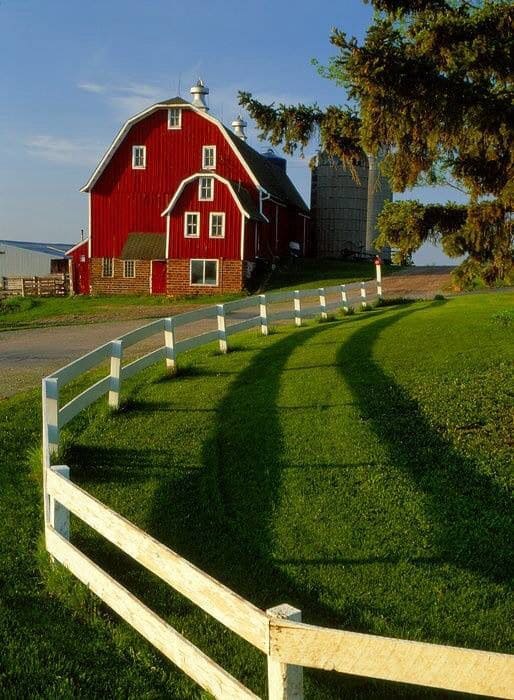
[151, 260, 166, 295]
[77, 258, 90, 294]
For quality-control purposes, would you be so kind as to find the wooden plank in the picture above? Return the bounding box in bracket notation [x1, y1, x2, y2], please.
[46, 528, 259, 700]
[51, 342, 112, 386]
[116, 319, 165, 348]
[269, 620, 514, 699]
[174, 331, 219, 354]
[267, 605, 303, 700]
[225, 316, 260, 336]
[217, 304, 228, 353]
[59, 376, 110, 427]
[223, 297, 259, 313]
[173, 306, 217, 328]
[266, 290, 295, 304]
[46, 470, 269, 651]
[121, 347, 166, 381]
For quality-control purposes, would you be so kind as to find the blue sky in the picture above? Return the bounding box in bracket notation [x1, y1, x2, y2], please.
[1, 0, 465, 263]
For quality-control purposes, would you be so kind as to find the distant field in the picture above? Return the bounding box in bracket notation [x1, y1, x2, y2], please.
[1, 292, 512, 697]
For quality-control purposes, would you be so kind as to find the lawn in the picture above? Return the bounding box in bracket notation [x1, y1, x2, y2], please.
[1, 292, 512, 698]
[0, 259, 382, 330]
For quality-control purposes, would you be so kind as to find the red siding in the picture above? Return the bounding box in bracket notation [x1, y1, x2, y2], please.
[91, 108, 254, 258]
[168, 179, 243, 259]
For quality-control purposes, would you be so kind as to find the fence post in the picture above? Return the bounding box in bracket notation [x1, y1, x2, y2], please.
[375, 259, 383, 299]
[293, 291, 302, 327]
[340, 284, 349, 313]
[318, 287, 327, 320]
[164, 317, 177, 373]
[259, 294, 268, 336]
[48, 465, 70, 540]
[217, 304, 228, 353]
[42, 377, 59, 465]
[108, 339, 123, 409]
[360, 282, 367, 309]
[267, 604, 303, 700]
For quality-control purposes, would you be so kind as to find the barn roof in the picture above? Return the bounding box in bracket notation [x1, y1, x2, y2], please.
[0, 240, 70, 257]
[80, 97, 309, 213]
[120, 233, 166, 260]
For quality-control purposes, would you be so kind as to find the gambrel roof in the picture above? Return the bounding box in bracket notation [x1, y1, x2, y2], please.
[80, 97, 309, 213]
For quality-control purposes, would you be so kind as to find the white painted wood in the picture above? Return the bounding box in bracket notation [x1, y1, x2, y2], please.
[46, 528, 259, 700]
[266, 290, 295, 304]
[269, 620, 514, 699]
[318, 288, 327, 320]
[224, 297, 259, 313]
[58, 376, 111, 427]
[225, 316, 259, 336]
[108, 340, 123, 409]
[217, 304, 228, 353]
[121, 347, 166, 381]
[50, 342, 112, 386]
[42, 377, 59, 458]
[376, 262, 383, 298]
[173, 305, 217, 327]
[45, 470, 269, 651]
[259, 294, 268, 336]
[48, 465, 70, 540]
[267, 310, 295, 322]
[294, 291, 302, 327]
[174, 331, 219, 354]
[164, 317, 177, 374]
[267, 605, 303, 700]
[360, 282, 367, 309]
[296, 289, 317, 299]
[116, 319, 165, 349]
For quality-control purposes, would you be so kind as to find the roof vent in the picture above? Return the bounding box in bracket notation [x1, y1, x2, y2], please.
[190, 79, 209, 111]
[231, 115, 247, 141]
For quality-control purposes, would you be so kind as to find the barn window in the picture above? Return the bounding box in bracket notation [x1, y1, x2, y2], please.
[190, 259, 218, 286]
[123, 260, 136, 278]
[168, 108, 181, 129]
[209, 212, 225, 238]
[132, 145, 146, 169]
[184, 212, 200, 237]
[202, 146, 216, 170]
[102, 258, 113, 277]
[199, 177, 214, 201]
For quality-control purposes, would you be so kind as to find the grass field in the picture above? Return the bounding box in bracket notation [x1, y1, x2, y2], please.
[1, 292, 512, 698]
[0, 260, 378, 330]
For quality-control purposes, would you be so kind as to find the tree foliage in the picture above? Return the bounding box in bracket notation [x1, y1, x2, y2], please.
[239, 0, 514, 286]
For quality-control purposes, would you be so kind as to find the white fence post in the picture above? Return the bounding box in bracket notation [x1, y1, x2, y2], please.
[318, 287, 327, 320]
[108, 339, 123, 410]
[360, 282, 367, 309]
[293, 291, 302, 327]
[376, 260, 383, 299]
[340, 284, 349, 313]
[217, 304, 228, 353]
[164, 317, 177, 373]
[267, 604, 303, 700]
[259, 294, 268, 336]
[48, 465, 70, 540]
[42, 376, 59, 465]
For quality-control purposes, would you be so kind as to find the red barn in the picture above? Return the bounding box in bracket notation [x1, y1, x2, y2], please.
[77, 80, 310, 295]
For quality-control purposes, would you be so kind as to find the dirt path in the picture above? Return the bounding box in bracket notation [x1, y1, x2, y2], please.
[383, 266, 453, 298]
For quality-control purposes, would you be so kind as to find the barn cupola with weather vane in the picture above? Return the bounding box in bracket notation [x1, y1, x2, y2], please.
[231, 115, 247, 141]
[190, 79, 209, 111]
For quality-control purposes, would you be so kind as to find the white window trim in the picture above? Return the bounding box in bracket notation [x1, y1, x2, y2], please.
[190, 258, 219, 287]
[102, 257, 114, 278]
[202, 145, 216, 170]
[198, 176, 214, 201]
[123, 259, 136, 278]
[209, 212, 225, 239]
[132, 145, 146, 169]
[184, 211, 200, 238]
[168, 107, 182, 130]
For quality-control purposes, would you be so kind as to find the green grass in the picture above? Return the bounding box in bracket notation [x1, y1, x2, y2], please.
[1, 293, 512, 697]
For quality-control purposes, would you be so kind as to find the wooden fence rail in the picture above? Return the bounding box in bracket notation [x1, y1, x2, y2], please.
[1, 273, 69, 297]
[42, 265, 514, 699]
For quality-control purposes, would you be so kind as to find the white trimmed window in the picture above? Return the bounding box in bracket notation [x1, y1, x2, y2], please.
[102, 258, 113, 277]
[209, 212, 225, 238]
[202, 145, 216, 170]
[199, 176, 214, 201]
[168, 108, 182, 129]
[184, 212, 200, 237]
[132, 145, 146, 169]
[190, 259, 218, 286]
[123, 260, 135, 278]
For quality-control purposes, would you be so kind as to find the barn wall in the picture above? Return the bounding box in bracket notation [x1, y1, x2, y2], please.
[167, 258, 244, 296]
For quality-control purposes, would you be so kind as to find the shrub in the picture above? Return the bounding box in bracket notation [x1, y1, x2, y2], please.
[342, 306, 355, 316]
[376, 296, 414, 307]
[433, 294, 446, 301]
[319, 313, 338, 323]
[0, 296, 40, 314]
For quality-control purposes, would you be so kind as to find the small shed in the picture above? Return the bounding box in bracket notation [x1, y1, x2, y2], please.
[0, 240, 70, 277]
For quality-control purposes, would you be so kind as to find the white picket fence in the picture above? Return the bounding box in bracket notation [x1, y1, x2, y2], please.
[41, 271, 513, 700]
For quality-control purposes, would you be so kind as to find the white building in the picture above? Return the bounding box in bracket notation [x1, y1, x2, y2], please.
[0, 240, 70, 278]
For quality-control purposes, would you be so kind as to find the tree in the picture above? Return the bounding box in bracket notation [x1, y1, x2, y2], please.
[239, 0, 513, 287]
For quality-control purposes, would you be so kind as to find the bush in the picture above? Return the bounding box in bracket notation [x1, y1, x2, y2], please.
[376, 296, 415, 307]
[0, 296, 40, 314]
[342, 306, 355, 316]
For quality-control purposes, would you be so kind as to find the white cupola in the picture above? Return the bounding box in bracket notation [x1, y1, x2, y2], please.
[231, 115, 247, 141]
[190, 79, 209, 111]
